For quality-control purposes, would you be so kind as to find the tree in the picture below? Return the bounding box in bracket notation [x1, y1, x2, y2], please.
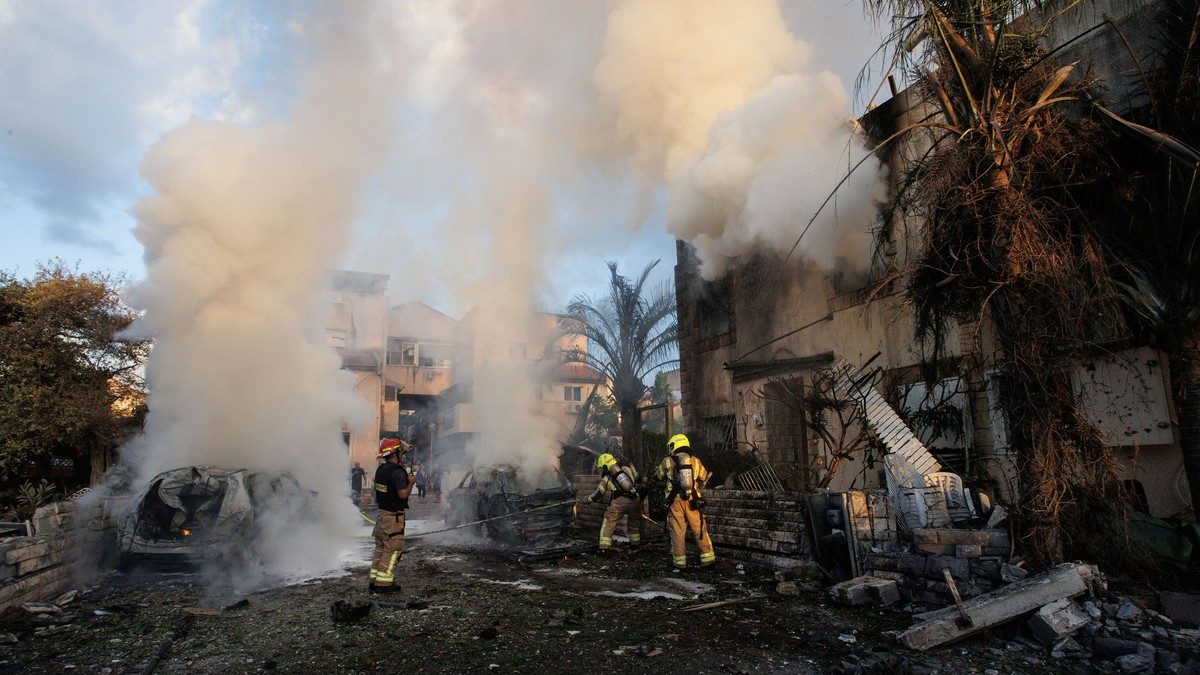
[558, 261, 677, 471]
[649, 371, 674, 404]
[861, 0, 1135, 566]
[0, 261, 147, 489]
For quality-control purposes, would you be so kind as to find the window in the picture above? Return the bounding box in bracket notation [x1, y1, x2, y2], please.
[419, 343, 453, 368]
[564, 386, 582, 402]
[387, 338, 416, 366]
[697, 278, 732, 340]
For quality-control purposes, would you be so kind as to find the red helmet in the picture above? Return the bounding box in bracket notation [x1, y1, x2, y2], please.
[378, 438, 405, 458]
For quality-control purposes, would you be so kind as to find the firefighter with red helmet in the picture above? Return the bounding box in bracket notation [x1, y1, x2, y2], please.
[369, 438, 414, 593]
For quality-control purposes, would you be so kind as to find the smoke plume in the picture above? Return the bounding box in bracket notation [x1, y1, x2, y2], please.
[595, 0, 886, 279]
[115, 3, 398, 583]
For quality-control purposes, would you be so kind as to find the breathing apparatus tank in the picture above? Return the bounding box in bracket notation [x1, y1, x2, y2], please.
[672, 452, 694, 498]
[614, 469, 636, 494]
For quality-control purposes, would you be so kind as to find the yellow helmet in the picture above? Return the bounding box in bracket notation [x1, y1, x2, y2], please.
[667, 434, 691, 452]
[595, 453, 618, 473]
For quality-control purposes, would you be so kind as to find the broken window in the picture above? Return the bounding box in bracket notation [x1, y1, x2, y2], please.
[696, 277, 733, 340]
[897, 376, 969, 474]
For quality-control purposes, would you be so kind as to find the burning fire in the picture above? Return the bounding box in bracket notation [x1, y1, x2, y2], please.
[181, 528, 192, 537]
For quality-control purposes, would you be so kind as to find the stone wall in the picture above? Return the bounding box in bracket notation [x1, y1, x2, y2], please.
[0, 498, 123, 620]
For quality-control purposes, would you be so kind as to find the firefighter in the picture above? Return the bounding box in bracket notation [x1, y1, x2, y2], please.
[369, 438, 415, 593]
[585, 453, 645, 552]
[654, 434, 716, 570]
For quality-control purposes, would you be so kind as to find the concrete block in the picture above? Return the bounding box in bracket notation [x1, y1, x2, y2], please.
[1161, 592, 1200, 626]
[17, 549, 71, 576]
[867, 553, 897, 571]
[955, 544, 982, 558]
[913, 529, 939, 545]
[972, 559, 1003, 581]
[926, 554, 970, 581]
[897, 553, 926, 576]
[1028, 598, 1090, 645]
[916, 541, 957, 555]
[829, 576, 900, 607]
[897, 563, 1104, 651]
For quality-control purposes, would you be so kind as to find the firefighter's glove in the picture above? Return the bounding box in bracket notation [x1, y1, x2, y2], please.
[585, 495, 596, 504]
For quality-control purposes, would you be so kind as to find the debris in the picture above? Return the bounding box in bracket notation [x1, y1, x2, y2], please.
[1000, 563, 1028, 583]
[0, 633, 16, 644]
[52, 590, 78, 606]
[139, 614, 194, 675]
[1116, 602, 1144, 621]
[775, 581, 802, 596]
[223, 599, 250, 611]
[373, 601, 430, 610]
[942, 568, 972, 628]
[1049, 636, 1083, 659]
[828, 576, 899, 607]
[21, 603, 62, 615]
[330, 601, 371, 624]
[838, 634, 857, 644]
[33, 624, 74, 636]
[182, 607, 221, 617]
[638, 647, 663, 658]
[896, 563, 1103, 651]
[479, 621, 500, 640]
[1160, 592, 1200, 626]
[1028, 599, 1090, 645]
[680, 597, 756, 613]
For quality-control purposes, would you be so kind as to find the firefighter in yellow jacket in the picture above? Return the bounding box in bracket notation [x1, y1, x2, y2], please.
[655, 434, 716, 569]
[585, 453, 645, 552]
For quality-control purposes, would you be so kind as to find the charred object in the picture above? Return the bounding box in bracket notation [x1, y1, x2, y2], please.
[445, 465, 576, 544]
[117, 466, 315, 565]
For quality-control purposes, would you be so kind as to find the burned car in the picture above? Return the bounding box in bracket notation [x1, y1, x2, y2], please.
[117, 466, 315, 564]
[445, 465, 576, 544]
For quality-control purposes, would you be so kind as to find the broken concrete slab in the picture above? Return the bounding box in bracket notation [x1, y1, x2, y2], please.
[896, 563, 1104, 651]
[1161, 592, 1200, 626]
[829, 576, 900, 607]
[1028, 598, 1090, 645]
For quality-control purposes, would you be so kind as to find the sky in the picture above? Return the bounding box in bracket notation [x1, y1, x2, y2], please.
[0, 0, 883, 316]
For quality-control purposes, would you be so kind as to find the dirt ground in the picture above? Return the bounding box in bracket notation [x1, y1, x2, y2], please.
[0, 519, 1077, 675]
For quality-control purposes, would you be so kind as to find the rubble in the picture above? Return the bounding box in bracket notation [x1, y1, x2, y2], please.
[896, 562, 1103, 650]
[1161, 591, 1200, 626]
[1027, 598, 1090, 645]
[828, 576, 899, 607]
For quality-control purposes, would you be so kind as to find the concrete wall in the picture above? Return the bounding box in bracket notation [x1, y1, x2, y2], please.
[0, 498, 122, 620]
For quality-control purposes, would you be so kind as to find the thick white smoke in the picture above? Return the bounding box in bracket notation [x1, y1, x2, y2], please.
[116, 4, 398, 582]
[595, 0, 886, 279]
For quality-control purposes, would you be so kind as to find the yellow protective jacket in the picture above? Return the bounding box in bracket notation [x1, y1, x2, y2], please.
[655, 452, 709, 501]
[589, 464, 641, 503]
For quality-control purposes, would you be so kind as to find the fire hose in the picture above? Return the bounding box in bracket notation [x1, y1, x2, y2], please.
[357, 498, 579, 536]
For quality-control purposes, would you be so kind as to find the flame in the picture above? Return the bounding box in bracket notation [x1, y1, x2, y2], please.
[181, 528, 192, 537]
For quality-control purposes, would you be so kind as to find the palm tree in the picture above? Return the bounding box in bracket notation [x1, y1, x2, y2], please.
[557, 260, 677, 471]
[860, 0, 1133, 566]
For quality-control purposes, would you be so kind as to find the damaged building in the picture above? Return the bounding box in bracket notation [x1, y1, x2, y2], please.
[672, 0, 1192, 522]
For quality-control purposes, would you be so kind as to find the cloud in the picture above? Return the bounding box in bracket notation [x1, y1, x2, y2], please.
[0, 1, 267, 249]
